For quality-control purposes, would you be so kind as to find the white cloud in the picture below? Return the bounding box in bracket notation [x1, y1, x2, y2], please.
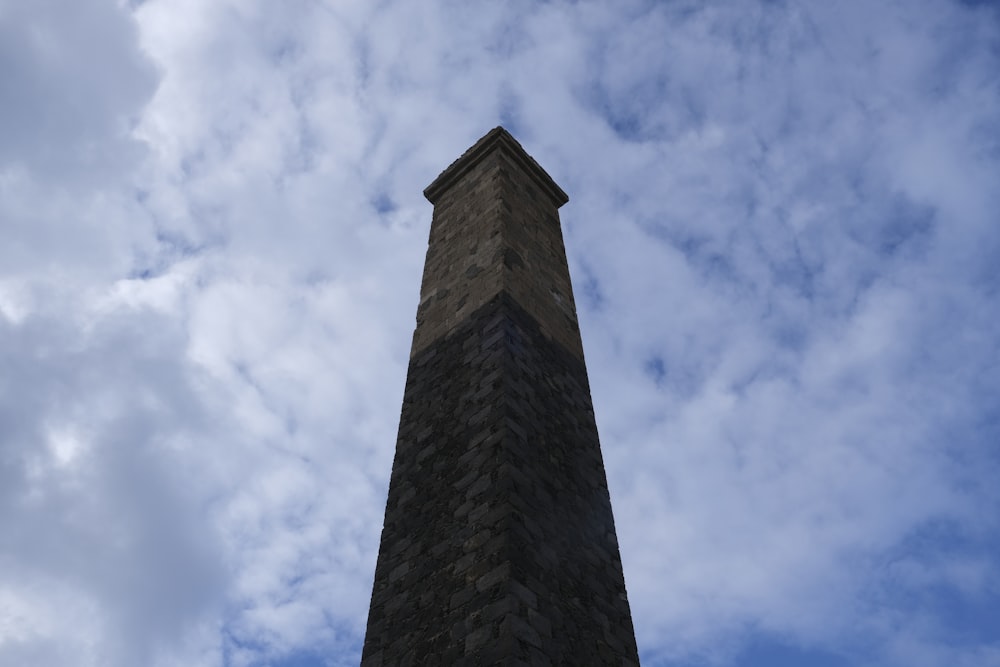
[0, 0, 156, 183]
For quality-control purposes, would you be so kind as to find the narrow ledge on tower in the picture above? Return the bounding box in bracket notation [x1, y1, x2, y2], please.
[424, 126, 569, 208]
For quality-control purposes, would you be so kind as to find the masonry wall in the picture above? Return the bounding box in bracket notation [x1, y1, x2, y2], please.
[361, 128, 639, 666]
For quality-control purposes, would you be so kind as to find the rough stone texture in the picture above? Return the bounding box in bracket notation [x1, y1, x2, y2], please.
[362, 128, 639, 665]
[411, 128, 582, 360]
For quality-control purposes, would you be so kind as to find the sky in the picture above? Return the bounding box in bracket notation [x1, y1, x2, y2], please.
[1, 0, 999, 665]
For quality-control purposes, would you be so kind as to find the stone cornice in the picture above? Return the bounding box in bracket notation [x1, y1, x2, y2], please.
[423, 126, 569, 208]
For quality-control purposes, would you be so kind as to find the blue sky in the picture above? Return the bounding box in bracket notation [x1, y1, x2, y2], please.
[1, 1, 999, 665]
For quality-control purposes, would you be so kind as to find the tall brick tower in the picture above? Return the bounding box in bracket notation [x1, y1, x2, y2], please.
[361, 127, 640, 665]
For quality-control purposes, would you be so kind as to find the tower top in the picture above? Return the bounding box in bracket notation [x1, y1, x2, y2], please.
[424, 126, 569, 207]
[410, 126, 583, 359]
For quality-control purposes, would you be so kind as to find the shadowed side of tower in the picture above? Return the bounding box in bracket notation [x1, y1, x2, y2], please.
[361, 128, 640, 666]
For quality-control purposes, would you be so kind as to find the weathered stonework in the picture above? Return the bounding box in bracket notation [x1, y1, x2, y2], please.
[362, 128, 639, 666]
[412, 128, 582, 360]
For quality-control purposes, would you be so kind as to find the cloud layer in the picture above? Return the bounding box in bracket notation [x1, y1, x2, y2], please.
[2, 1, 999, 666]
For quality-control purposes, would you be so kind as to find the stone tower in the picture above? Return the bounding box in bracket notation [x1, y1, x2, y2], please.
[361, 127, 640, 665]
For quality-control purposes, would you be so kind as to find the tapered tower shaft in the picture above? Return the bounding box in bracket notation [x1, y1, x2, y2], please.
[362, 127, 639, 665]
